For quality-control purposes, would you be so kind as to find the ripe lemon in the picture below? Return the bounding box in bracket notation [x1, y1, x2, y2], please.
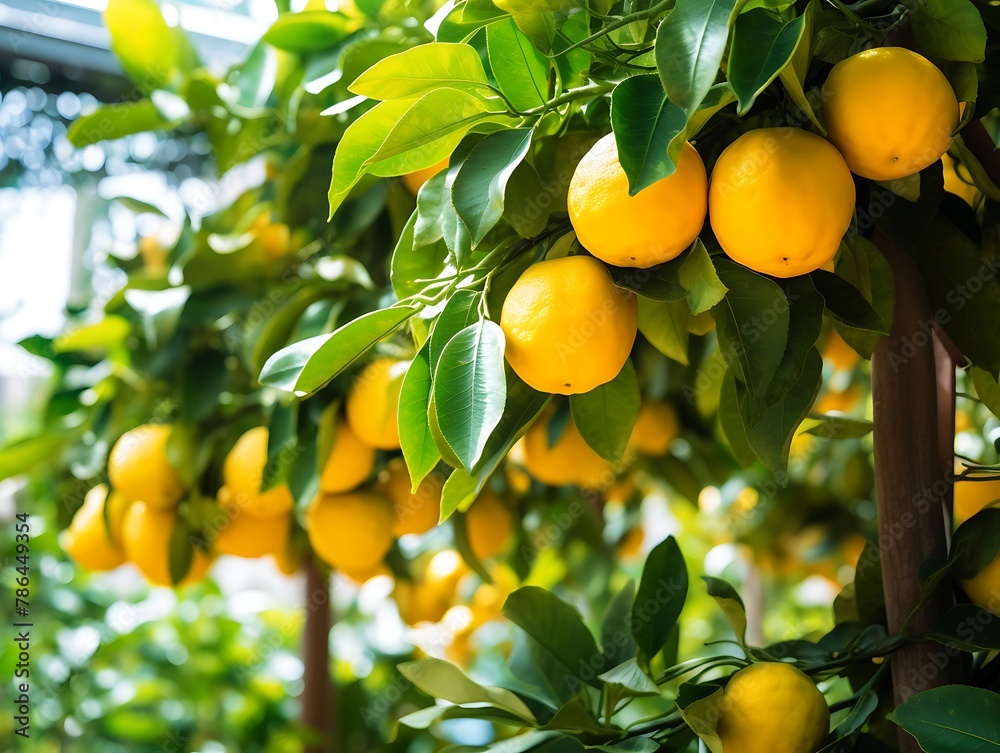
[62, 484, 130, 572]
[942, 153, 980, 207]
[121, 502, 211, 587]
[381, 458, 442, 536]
[402, 157, 449, 195]
[319, 420, 375, 494]
[306, 490, 394, 572]
[108, 423, 185, 509]
[223, 427, 296, 518]
[628, 401, 680, 456]
[717, 662, 829, 753]
[500, 255, 637, 395]
[822, 329, 860, 372]
[394, 579, 453, 625]
[710, 128, 855, 278]
[346, 357, 408, 449]
[954, 472, 1000, 526]
[514, 407, 613, 488]
[466, 490, 514, 560]
[212, 506, 291, 559]
[568, 134, 707, 268]
[822, 48, 959, 180]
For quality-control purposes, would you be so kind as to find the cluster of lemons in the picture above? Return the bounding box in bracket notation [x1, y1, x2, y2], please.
[489, 48, 963, 398]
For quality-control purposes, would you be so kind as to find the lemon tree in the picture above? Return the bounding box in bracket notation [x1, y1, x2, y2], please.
[5, 0, 1000, 751]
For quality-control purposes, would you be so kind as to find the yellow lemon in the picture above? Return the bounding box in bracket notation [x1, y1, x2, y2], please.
[212, 507, 291, 559]
[568, 134, 708, 268]
[500, 255, 638, 395]
[319, 420, 375, 494]
[822, 47, 959, 180]
[709, 128, 855, 277]
[466, 490, 514, 561]
[306, 490, 394, 572]
[402, 157, 449, 195]
[717, 662, 829, 753]
[381, 458, 442, 537]
[223, 427, 296, 518]
[121, 502, 211, 587]
[346, 357, 408, 450]
[515, 407, 613, 488]
[108, 423, 185, 509]
[394, 579, 453, 625]
[62, 484, 130, 572]
[628, 401, 680, 456]
[822, 329, 860, 372]
[954, 473, 1000, 526]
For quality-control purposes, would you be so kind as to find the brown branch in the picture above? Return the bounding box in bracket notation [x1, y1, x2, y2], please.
[302, 557, 337, 753]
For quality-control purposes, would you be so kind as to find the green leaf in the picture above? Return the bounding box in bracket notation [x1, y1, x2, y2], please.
[887, 685, 1000, 751]
[167, 517, 195, 587]
[728, 9, 805, 115]
[597, 658, 660, 697]
[552, 12, 591, 89]
[104, 0, 189, 91]
[259, 303, 420, 395]
[611, 74, 687, 194]
[655, 0, 741, 118]
[777, 0, 823, 133]
[631, 537, 688, 663]
[503, 586, 604, 687]
[398, 658, 536, 722]
[834, 235, 894, 358]
[917, 217, 1000, 375]
[677, 683, 725, 753]
[569, 360, 640, 466]
[713, 258, 789, 397]
[391, 212, 450, 300]
[0, 431, 80, 482]
[702, 575, 747, 644]
[835, 684, 879, 739]
[952, 507, 1000, 579]
[739, 347, 823, 474]
[601, 581, 638, 668]
[53, 316, 131, 353]
[452, 128, 533, 245]
[911, 0, 987, 64]
[398, 347, 442, 489]
[924, 604, 1000, 652]
[638, 298, 690, 365]
[366, 88, 500, 165]
[439, 371, 549, 519]
[972, 367, 1000, 419]
[67, 101, 179, 147]
[504, 162, 550, 238]
[487, 17, 551, 111]
[263, 11, 357, 52]
[609, 256, 687, 303]
[430, 290, 482, 372]
[679, 239, 728, 315]
[413, 170, 449, 248]
[349, 42, 492, 99]
[811, 270, 888, 334]
[719, 369, 758, 467]
[433, 320, 508, 470]
[800, 415, 873, 439]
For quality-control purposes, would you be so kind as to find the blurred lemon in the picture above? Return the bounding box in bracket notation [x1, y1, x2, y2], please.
[346, 358, 408, 450]
[319, 420, 375, 494]
[62, 484, 130, 572]
[628, 401, 680, 456]
[306, 490, 394, 572]
[213, 507, 291, 559]
[109, 423, 185, 509]
[514, 408, 612, 488]
[822, 329, 860, 372]
[121, 502, 211, 587]
[223, 427, 296, 518]
[466, 490, 514, 560]
[954, 471, 1000, 526]
[381, 458, 441, 536]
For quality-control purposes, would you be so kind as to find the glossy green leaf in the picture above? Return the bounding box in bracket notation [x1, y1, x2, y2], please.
[569, 359, 641, 465]
[834, 235, 894, 358]
[53, 316, 131, 353]
[655, 0, 741, 118]
[638, 298, 690, 365]
[611, 74, 687, 194]
[713, 258, 789, 397]
[597, 658, 660, 697]
[391, 212, 450, 300]
[609, 256, 687, 303]
[677, 682, 725, 753]
[349, 42, 492, 99]
[503, 586, 604, 687]
[0, 430, 81, 483]
[911, 0, 987, 63]
[429, 290, 482, 372]
[259, 303, 420, 395]
[263, 11, 358, 52]
[398, 658, 536, 721]
[924, 604, 1000, 652]
[631, 537, 688, 662]
[487, 17, 550, 112]
[952, 506, 1000, 580]
[504, 161, 550, 238]
[887, 685, 1000, 751]
[398, 347, 442, 489]
[679, 240, 728, 315]
[811, 270, 888, 334]
[972, 367, 1000, 419]
[452, 128, 533, 245]
[728, 9, 805, 115]
[702, 576, 747, 644]
[719, 369, 757, 467]
[777, 0, 823, 132]
[601, 581, 638, 668]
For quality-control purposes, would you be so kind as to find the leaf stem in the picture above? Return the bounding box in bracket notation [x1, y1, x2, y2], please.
[522, 82, 615, 116]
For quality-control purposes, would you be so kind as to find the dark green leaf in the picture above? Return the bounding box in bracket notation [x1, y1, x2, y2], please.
[398, 347, 442, 489]
[597, 658, 660, 697]
[611, 74, 687, 194]
[834, 235, 894, 358]
[569, 360, 641, 465]
[631, 537, 688, 662]
[887, 685, 1000, 751]
[609, 256, 687, 303]
[911, 0, 987, 63]
[952, 507, 1000, 579]
[638, 298, 690, 365]
[811, 270, 888, 334]
[601, 581, 638, 667]
[924, 604, 1000, 652]
[728, 9, 805, 115]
